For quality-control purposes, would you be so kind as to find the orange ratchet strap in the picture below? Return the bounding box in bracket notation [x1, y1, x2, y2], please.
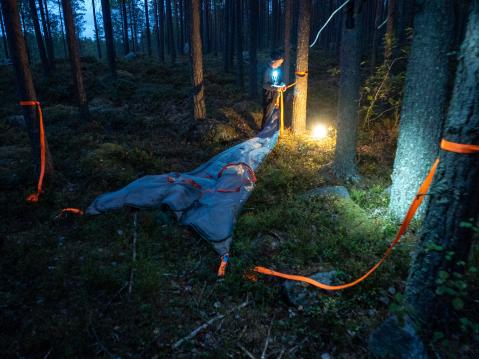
[20, 101, 46, 202]
[252, 139, 478, 290]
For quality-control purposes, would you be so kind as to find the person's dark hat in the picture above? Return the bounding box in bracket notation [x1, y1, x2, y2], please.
[270, 50, 284, 61]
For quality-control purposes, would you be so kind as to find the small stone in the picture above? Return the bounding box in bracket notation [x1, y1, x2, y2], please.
[213, 301, 222, 309]
[321, 353, 331, 359]
[117, 229, 124, 236]
[388, 287, 397, 295]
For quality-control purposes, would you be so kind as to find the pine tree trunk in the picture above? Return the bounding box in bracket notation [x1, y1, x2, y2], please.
[100, 0, 116, 77]
[384, 0, 396, 60]
[248, 0, 258, 98]
[203, 0, 210, 53]
[332, 0, 362, 182]
[144, 0, 152, 55]
[92, 0, 102, 58]
[121, 0, 130, 54]
[0, 6, 9, 58]
[28, 0, 50, 74]
[20, 1, 32, 63]
[56, 0, 67, 58]
[223, 0, 230, 71]
[404, 0, 479, 331]
[291, 0, 311, 134]
[389, 0, 454, 220]
[158, 0, 165, 61]
[283, 0, 292, 84]
[370, 0, 383, 72]
[190, 0, 206, 120]
[1, 0, 53, 180]
[166, 0, 176, 62]
[227, 0, 235, 68]
[235, 0, 244, 88]
[62, 0, 88, 119]
[38, 0, 54, 67]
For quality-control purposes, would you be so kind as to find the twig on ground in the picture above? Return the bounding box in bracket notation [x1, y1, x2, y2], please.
[89, 324, 114, 358]
[287, 337, 308, 355]
[261, 317, 275, 359]
[277, 348, 285, 359]
[43, 348, 52, 359]
[237, 343, 257, 359]
[172, 300, 250, 349]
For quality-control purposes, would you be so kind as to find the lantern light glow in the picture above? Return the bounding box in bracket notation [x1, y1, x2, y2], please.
[312, 123, 328, 139]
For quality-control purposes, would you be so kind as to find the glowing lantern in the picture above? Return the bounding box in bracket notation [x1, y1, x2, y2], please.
[312, 123, 328, 139]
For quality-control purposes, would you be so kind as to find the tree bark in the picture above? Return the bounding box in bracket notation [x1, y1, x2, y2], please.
[235, 0, 244, 88]
[283, 0, 292, 84]
[404, 0, 479, 330]
[121, 0, 130, 54]
[389, 0, 454, 220]
[0, 5, 9, 58]
[190, 0, 206, 120]
[100, 0, 116, 77]
[20, 1, 32, 63]
[27, 0, 50, 74]
[56, 0, 67, 58]
[1, 0, 53, 180]
[145, 0, 152, 56]
[62, 0, 89, 119]
[37, 0, 54, 67]
[158, 0, 165, 61]
[248, 0, 258, 98]
[223, 0, 230, 71]
[332, 0, 362, 182]
[92, 0, 102, 58]
[166, 0, 176, 62]
[370, 0, 383, 72]
[291, 0, 311, 134]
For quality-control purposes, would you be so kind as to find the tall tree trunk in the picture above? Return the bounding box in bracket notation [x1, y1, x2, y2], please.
[1, 0, 53, 181]
[332, 0, 362, 181]
[370, 0, 383, 72]
[153, 0, 160, 57]
[371, 4, 479, 355]
[38, 0, 54, 67]
[100, 0, 116, 77]
[227, 0, 235, 68]
[405, 0, 479, 329]
[166, 0, 176, 62]
[20, 0, 32, 63]
[203, 0, 209, 53]
[283, 0, 292, 84]
[128, 0, 137, 52]
[384, 0, 396, 60]
[389, 0, 454, 220]
[248, 0, 258, 98]
[62, 0, 89, 118]
[271, 0, 279, 52]
[145, 0, 152, 55]
[158, 0, 165, 61]
[190, 0, 205, 120]
[121, 0, 129, 54]
[0, 5, 9, 58]
[56, 0, 67, 58]
[223, 0, 230, 71]
[291, 0, 311, 134]
[92, 0, 102, 58]
[28, 0, 50, 74]
[235, 0, 244, 88]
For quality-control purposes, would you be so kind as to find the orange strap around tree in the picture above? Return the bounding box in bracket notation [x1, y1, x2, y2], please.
[20, 101, 46, 202]
[252, 139, 479, 291]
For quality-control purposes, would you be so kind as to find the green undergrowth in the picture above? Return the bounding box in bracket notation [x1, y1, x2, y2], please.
[1, 52, 477, 358]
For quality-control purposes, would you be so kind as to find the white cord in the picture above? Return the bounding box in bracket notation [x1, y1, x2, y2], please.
[310, 0, 351, 48]
[377, 16, 388, 30]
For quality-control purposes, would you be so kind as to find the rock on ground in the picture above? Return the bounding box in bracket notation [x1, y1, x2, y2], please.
[283, 271, 338, 307]
[368, 315, 428, 359]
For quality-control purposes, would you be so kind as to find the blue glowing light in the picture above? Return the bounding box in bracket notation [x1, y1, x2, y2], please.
[272, 69, 279, 83]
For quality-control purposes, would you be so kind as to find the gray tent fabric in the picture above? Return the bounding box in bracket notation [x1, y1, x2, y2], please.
[87, 110, 280, 255]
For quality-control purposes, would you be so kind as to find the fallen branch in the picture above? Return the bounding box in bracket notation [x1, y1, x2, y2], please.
[237, 343, 257, 359]
[172, 300, 250, 349]
[261, 317, 274, 359]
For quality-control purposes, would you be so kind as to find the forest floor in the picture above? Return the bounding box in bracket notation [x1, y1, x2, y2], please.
[0, 51, 477, 358]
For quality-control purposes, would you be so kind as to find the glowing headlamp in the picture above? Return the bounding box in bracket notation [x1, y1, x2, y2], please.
[271, 69, 280, 83]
